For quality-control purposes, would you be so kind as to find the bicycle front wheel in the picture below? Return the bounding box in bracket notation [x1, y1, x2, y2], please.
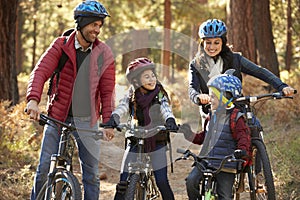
[36, 171, 82, 200]
[251, 139, 276, 200]
[125, 173, 146, 200]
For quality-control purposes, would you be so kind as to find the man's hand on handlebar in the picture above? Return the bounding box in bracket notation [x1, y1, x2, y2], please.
[25, 100, 40, 121]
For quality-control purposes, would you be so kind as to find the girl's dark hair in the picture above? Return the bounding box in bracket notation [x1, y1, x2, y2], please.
[128, 82, 171, 119]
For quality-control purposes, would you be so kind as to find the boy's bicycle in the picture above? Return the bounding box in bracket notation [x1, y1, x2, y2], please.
[115, 123, 167, 200]
[232, 91, 297, 200]
[35, 114, 104, 200]
[176, 148, 245, 200]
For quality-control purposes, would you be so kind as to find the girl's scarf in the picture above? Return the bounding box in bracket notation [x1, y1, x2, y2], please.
[135, 85, 160, 152]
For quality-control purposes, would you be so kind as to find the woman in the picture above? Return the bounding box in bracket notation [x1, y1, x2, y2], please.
[105, 57, 178, 200]
[188, 19, 295, 124]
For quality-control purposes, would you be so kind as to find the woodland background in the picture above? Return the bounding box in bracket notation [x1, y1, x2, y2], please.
[0, 0, 299, 199]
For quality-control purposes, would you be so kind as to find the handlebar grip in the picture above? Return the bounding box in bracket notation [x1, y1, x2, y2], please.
[177, 148, 187, 154]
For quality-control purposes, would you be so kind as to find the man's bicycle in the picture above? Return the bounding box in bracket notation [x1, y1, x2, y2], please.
[35, 114, 104, 200]
[115, 123, 168, 200]
[232, 91, 297, 200]
[176, 148, 245, 200]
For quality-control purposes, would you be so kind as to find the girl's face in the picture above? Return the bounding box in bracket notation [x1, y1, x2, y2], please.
[139, 69, 157, 90]
[209, 90, 219, 111]
[203, 37, 223, 57]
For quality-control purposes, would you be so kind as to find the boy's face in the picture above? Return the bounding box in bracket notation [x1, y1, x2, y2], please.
[209, 90, 219, 111]
[139, 69, 157, 90]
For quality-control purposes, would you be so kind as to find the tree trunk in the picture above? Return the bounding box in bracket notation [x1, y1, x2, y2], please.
[0, 0, 19, 105]
[227, 0, 256, 62]
[162, 0, 171, 80]
[285, 0, 292, 72]
[253, 0, 280, 77]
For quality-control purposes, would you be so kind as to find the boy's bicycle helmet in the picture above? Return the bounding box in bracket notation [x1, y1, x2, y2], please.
[126, 57, 155, 84]
[207, 74, 242, 98]
[74, 0, 110, 20]
[199, 19, 227, 39]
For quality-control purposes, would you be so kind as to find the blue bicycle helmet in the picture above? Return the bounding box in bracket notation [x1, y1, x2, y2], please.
[199, 19, 227, 39]
[74, 0, 110, 20]
[207, 74, 242, 98]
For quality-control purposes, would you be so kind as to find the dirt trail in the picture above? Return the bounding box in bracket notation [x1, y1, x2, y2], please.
[97, 133, 250, 199]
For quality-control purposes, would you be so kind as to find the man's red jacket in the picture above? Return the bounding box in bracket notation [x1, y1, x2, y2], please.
[26, 31, 115, 126]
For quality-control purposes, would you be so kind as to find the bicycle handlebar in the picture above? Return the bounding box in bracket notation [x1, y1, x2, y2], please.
[234, 90, 297, 103]
[116, 123, 167, 136]
[176, 148, 245, 174]
[39, 114, 104, 140]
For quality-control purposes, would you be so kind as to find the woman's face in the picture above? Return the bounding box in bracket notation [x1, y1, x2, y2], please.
[139, 69, 157, 90]
[203, 37, 223, 57]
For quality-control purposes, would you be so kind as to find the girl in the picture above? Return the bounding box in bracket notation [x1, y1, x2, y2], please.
[106, 57, 178, 200]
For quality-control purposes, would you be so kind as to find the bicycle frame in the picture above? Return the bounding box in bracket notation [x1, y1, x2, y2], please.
[117, 124, 166, 200]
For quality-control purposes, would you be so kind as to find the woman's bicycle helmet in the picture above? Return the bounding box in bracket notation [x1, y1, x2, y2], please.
[207, 74, 242, 99]
[74, 0, 110, 20]
[199, 19, 227, 39]
[126, 57, 155, 84]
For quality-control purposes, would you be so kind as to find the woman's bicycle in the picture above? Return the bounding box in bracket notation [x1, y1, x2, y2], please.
[35, 114, 104, 200]
[175, 148, 245, 199]
[232, 90, 297, 200]
[115, 123, 167, 200]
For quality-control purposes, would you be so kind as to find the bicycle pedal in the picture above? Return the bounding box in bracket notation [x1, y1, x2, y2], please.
[256, 188, 267, 193]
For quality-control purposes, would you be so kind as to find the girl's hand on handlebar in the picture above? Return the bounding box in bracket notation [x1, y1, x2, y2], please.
[25, 100, 40, 121]
[197, 94, 210, 105]
[282, 86, 296, 96]
[102, 128, 114, 141]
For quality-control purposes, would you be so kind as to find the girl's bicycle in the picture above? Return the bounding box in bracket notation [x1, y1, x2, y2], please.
[175, 148, 245, 200]
[232, 90, 296, 200]
[35, 114, 104, 200]
[115, 123, 167, 200]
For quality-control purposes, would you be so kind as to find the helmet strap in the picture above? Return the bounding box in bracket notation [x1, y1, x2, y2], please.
[211, 87, 233, 107]
[79, 29, 93, 44]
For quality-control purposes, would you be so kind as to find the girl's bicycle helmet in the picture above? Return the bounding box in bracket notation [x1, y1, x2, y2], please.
[74, 0, 110, 20]
[199, 19, 227, 39]
[207, 74, 242, 98]
[126, 57, 155, 84]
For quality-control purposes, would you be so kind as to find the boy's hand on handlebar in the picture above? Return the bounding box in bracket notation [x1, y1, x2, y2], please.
[282, 86, 296, 96]
[197, 94, 210, 105]
[25, 100, 40, 121]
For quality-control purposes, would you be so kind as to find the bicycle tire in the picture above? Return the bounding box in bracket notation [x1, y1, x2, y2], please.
[251, 140, 276, 200]
[125, 173, 146, 200]
[36, 171, 82, 200]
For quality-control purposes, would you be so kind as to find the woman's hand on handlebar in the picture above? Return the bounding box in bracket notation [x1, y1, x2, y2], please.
[25, 100, 40, 121]
[197, 94, 210, 105]
[282, 86, 296, 97]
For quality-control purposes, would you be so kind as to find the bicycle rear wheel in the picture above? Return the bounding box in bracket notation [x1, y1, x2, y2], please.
[250, 140, 276, 200]
[125, 173, 146, 200]
[36, 171, 82, 200]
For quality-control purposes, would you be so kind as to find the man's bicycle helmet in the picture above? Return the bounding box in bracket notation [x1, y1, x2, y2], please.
[207, 74, 242, 99]
[126, 57, 155, 84]
[199, 19, 227, 39]
[74, 0, 110, 20]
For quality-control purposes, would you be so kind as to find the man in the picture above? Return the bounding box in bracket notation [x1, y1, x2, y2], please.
[26, 1, 115, 199]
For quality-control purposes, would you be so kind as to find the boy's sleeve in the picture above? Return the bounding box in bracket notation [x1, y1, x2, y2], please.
[234, 117, 251, 155]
